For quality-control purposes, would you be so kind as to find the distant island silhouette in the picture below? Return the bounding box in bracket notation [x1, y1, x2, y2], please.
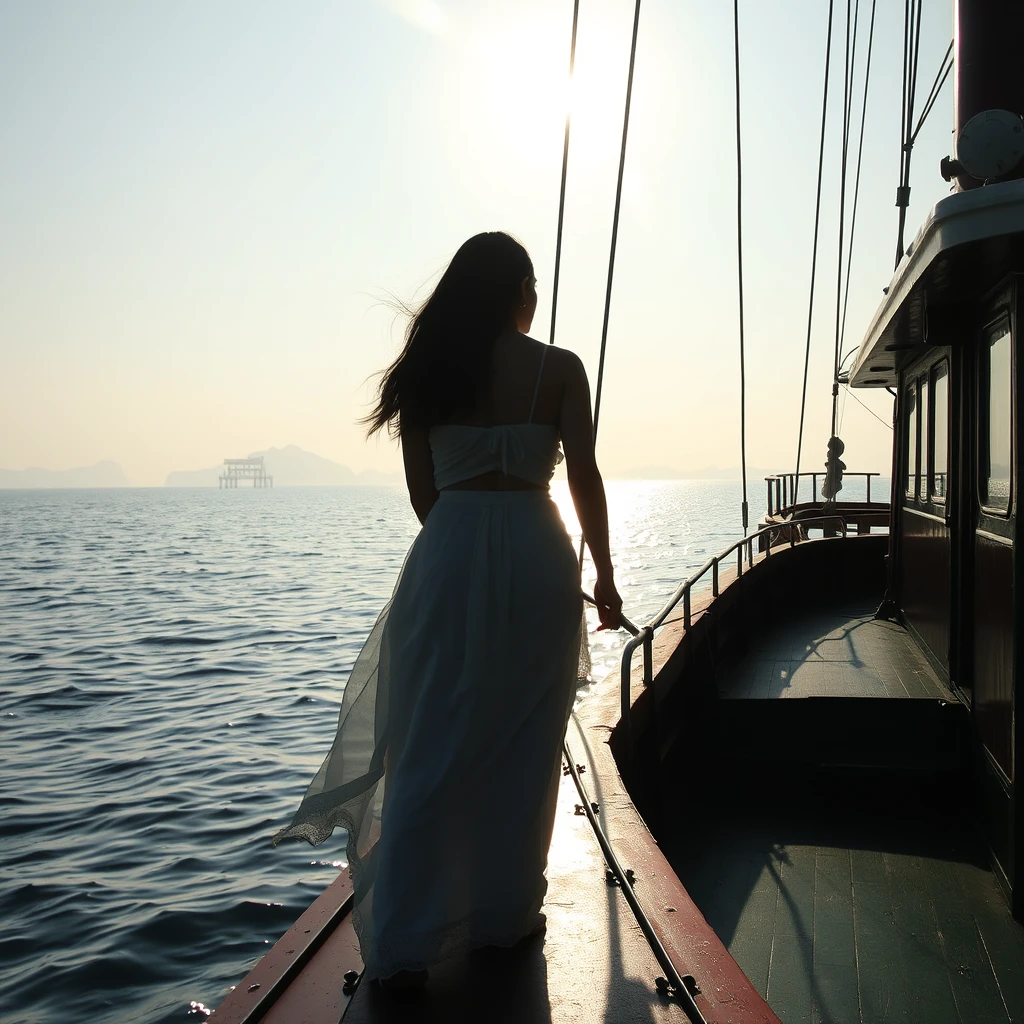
[0, 447, 774, 489]
[165, 445, 402, 487]
[0, 461, 131, 489]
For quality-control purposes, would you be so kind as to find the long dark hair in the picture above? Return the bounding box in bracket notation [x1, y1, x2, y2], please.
[364, 232, 534, 438]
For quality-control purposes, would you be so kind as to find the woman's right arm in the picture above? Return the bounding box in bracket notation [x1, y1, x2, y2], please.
[558, 351, 622, 630]
[400, 423, 438, 526]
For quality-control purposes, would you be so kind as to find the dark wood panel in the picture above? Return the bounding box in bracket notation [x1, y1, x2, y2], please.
[974, 531, 1014, 780]
[900, 508, 951, 674]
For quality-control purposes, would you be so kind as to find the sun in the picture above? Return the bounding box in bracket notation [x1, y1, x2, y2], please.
[456, 7, 644, 176]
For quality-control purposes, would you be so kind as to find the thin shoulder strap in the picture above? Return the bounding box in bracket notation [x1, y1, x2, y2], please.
[527, 346, 549, 424]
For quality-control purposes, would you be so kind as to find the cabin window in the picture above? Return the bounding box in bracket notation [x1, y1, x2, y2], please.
[931, 362, 949, 502]
[905, 385, 918, 498]
[919, 376, 930, 502]
[981, 321, 1012, 513]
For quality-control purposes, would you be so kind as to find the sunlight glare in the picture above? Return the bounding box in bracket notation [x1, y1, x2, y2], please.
[460, 8, 645, 174]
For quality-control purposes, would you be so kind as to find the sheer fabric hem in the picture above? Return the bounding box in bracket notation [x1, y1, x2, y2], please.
[361, 895, 546, 981]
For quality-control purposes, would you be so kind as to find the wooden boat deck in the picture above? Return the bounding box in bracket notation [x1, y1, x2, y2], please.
[717, 605, 950, 701]
[664, 790, 1024, 1024]
[654, 592, 1024, 1023]
[212, 695, 779, 1024]
[334, 734, 694, 1024]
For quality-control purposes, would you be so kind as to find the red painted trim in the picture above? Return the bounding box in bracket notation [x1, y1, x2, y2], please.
[615, 824, 781, 1023]
[262, 914, 362, 1024]
[208, 871, 355, 1024]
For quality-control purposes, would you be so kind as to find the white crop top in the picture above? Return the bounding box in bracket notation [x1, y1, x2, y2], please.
[428, 347, 563, 489]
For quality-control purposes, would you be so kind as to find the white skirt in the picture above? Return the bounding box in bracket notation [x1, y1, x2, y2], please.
[274, 489, 587, 979]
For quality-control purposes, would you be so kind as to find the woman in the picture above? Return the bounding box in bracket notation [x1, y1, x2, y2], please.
[274, 231, 622, 989]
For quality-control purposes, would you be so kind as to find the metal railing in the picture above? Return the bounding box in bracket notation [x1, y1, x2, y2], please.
[615, 515, 849, 743]
[570, 514, 860, 1019]
[765, 471, 881, 516]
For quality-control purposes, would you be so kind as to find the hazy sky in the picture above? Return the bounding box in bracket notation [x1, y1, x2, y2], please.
[1, 0, 954, 486]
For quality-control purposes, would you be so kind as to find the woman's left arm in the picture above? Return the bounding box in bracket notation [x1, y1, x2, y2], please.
[400, 424, 438, 525]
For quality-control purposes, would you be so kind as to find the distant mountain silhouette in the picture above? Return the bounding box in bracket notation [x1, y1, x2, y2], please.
[0, 460, 131, 489]
[164, 445, 401, 487]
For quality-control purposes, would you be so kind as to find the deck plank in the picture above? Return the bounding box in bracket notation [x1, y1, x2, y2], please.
[886, 853, 962, 1023]
[853, 878, 910, 1024]
[767, 844, 815, 1018]
[716, 607, 948, 702]
[933, 895, 1009, 1022]
[814, 851, 856, 968]
[967, 886, 1024, 1020]
[725, 856, 781, 998]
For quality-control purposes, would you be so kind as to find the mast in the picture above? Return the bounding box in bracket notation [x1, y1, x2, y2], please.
[946, 0, 1024, 190]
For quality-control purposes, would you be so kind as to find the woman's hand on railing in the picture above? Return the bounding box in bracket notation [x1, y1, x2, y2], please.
[594, 577, 623, 631]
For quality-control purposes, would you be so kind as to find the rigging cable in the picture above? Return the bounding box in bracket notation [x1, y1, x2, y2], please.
[830, 0, 856, 442]
[732, 0, 748, 532]
[576, 0, 643, 569]
[838, 0, 876, 352]
[837, 0, 877, 404]
[842, 385, 894, 430]
[909, 40, 953, 147]
[894, 0, 924, 268]
[792, 0, 836, 504]
[548, 0, 581, 347]
[591, 0, 643, 441]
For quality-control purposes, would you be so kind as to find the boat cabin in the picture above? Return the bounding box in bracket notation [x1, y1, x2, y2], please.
[849, 176, 1024, 915]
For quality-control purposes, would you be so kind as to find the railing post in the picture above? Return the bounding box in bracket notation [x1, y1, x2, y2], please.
[643, 630, 653, 687]
[867, 474, 872, 503]
[813, 472, 817, 500]
[766, 479, 773, 516]
[737, 546, 743, 577]
[620, 638, 639, 755]
[712, 558, 719, 596]
[683, 587, 691, 629]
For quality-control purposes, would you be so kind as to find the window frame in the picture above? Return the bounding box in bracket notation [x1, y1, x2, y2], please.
[929, 360, 949, 504]
[978, 314, 1014, 518]
[904, 382, 919, 500]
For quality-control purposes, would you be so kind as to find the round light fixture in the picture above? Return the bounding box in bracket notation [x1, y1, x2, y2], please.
[957, 109, 1024, 180]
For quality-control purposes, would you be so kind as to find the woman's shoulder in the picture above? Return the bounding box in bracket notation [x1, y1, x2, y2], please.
[517, 336, 585, 375]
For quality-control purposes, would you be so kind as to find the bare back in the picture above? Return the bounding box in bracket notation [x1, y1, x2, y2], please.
[444, 331, 568, 491]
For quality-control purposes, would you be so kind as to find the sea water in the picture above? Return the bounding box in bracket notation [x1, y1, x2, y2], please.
[0, 478, 888, 1022]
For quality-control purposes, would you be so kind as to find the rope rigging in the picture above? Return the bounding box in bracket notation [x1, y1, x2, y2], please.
[796, 0, 879, 505]
[911, 40, 953, 149]
[793, 0, 836, 504]
[894, 0, 924, 267]
[732, 0, 749, 534]
[838, 0, 877, 373]
[548, 0, 580, 348]
[572, 0, 643, 570]
[591, 0, 643, 443]
[829, 0, 858, 444]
